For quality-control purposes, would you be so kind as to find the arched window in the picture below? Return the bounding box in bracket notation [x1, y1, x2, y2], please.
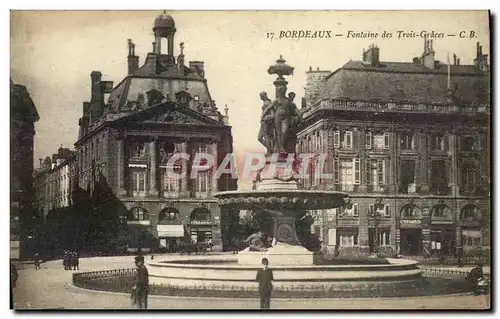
[431, 204, 451, 219]
[129, 207, 149, 221]
[461, 204, 482, 222]
[159, 207, 180, 221]
[190, 208, 211, 221]
[401, 204, 419, 218]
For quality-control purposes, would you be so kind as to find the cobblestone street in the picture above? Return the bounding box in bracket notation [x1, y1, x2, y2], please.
[12, 255, 490, 310]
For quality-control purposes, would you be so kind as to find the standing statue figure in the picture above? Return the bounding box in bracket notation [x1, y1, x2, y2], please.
[273, 86, 303, 154]
[257, 92, 276, 156]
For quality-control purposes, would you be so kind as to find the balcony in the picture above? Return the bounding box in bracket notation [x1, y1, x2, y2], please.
[302, 99, 490, 117]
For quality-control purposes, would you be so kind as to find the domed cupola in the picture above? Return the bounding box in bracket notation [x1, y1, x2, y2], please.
[152, 11, 177, 56]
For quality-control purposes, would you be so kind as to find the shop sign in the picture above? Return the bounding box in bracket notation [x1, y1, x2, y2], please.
[399, 219, 422, 228]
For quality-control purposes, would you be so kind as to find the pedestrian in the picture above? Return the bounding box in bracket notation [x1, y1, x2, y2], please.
[256, 257, 274, 309]
[133, 255, 149, 309]
[34, 253, 41, 270]
[72, 251, 79, 270]
[10, 262, 18, 289]
[63, 251, 68, 270]
[466, 263, 484, 295]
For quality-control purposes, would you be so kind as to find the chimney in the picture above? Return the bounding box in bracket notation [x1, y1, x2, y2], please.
[127, 39, 139, 75]
[453, 54, 457, 65]
[223, 104, 229, 124]
[304, 68, 330, 107]
[362, 44, 380, 66]
[82, 102, 91, 116]
[38, 158, 43, 168]
[178, 42, 185, 75]
[188, 61, 205, 78]
[457, 58, 461, 65]
[90, 71, 102, 103]
[474, 41, 489, 72]
[421, 38, 435, 69]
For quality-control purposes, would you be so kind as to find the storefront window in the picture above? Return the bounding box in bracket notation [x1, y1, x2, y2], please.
[339, 229, 359, 247]
[130, 207, 149, 221]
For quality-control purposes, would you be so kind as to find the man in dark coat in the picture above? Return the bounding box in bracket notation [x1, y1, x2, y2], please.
[256, 257, 274, 309]
[134, 255, 149, 309]
[466, 264, 484, 295]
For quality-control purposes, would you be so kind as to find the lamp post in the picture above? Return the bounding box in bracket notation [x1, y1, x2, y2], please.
[373, 199, 384, 254]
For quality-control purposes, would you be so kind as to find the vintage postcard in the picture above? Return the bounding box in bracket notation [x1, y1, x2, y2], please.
[10, 10, 490, 310]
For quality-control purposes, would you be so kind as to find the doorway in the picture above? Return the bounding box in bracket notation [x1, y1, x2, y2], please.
[400, 229, 422, 255]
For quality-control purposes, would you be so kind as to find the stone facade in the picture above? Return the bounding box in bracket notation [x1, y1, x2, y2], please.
[73, 13, 236, 252]
[34, 148, 76, 216]
[299, 41, 490, 258]
[10, 80, 39, 259]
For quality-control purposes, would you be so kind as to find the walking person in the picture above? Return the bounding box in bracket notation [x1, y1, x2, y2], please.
[34, 253, 41, 270]
[133, 255, 149, 309]
[256, 258, 274, 309]
[72, 251, 79, 270]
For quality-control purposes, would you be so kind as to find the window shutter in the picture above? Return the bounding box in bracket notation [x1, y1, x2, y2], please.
[354, 157, 360, 185]
[365, 159, 371, 185]
[333, 131, 340, 148]
[444, 134, 450, 151]
[384, 132, 390, 149]
[411, 134, 415, 149]
[353, 203, 359, 216]
[346, 131, 353, 148]
[384, 204, 390, 217]
[333, 157, 340, 184]
[366, 132, 372, 149]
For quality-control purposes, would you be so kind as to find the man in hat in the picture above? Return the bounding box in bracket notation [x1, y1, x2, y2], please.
[256, 257, 274, 309]
[134, 255, 149, 309]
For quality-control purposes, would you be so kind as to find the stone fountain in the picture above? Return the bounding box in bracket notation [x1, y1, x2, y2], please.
[146, 56, 423, 295]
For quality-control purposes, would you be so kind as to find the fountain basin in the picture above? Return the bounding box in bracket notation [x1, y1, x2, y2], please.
[146, 255, 423, 291]
[215, 189, 347, 211]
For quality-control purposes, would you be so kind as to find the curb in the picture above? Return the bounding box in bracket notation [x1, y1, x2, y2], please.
[66, 282, 477, 301]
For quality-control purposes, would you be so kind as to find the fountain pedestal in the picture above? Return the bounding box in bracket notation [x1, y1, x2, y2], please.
[238, 187, 315, 266]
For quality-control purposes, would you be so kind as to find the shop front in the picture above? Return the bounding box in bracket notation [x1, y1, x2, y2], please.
[398, 219, 422, 256]
[157, 207, 185, 253]
[188, 207, 216, 246]
[430, 203, 455, 257]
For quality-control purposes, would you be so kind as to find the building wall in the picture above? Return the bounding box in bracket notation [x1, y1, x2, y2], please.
[300, 112, 490, 257]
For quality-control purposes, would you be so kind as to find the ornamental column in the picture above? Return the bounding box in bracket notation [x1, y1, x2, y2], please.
[180, 138, 190, 197]
[448, 130, 459, 197]
[116, 136, 127, 196]
[419, 130, 430, 194]
[148, 138, 158, 197]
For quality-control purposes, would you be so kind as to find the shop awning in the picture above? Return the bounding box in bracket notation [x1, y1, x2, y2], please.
[157, 224, 185, 237]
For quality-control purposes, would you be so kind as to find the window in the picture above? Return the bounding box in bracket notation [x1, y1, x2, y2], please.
[130, 142, 146, 158]
[191, 208, 211, 221]
[131, 171, 147, 193]
[462, 205, 480, 221]
[195, 171, 209, 197]
[314, 226, 321, 235]
[461, 163, 476, 193]
[399, 160, 416, 194]
[159, 208, 179, 221]
[430, 160, 449, 194]
[333, 131, 340, 148]
[340, 203, 359, 217]
[369, 203, 388, 217]
[339, 229, 359, 247]
[333, 158, 359, 191]
[462, 229, 481, 247]
[431, 133, 445, 151]
[378, 230, 391, 246]
[401, 204, 417, 218]
[400, 132, 414, 150]
[432, 204, 448, 218]
[366, 159, 386, 191]
[460, 136, 475, 151]
[366, 132, 372, 149]
[161, 166, 180, 194]
[343, 131, 353, 149]
[130, 207, 149, 221]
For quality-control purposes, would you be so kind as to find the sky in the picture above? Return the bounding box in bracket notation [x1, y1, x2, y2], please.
[10, 10, 490, 189]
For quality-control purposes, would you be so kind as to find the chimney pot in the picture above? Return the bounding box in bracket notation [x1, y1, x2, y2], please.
[457, 58, 460, 65]
[309, 66, 312, 71]
[453, 54, 457, 65]
[317, 67, 320, 71]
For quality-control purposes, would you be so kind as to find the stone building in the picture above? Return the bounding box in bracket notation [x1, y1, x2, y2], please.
[34, 147, 76, 217]
[74, 12, 236, 252]
[299, 40, 490, 258]
[10, 80, 40, 259]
